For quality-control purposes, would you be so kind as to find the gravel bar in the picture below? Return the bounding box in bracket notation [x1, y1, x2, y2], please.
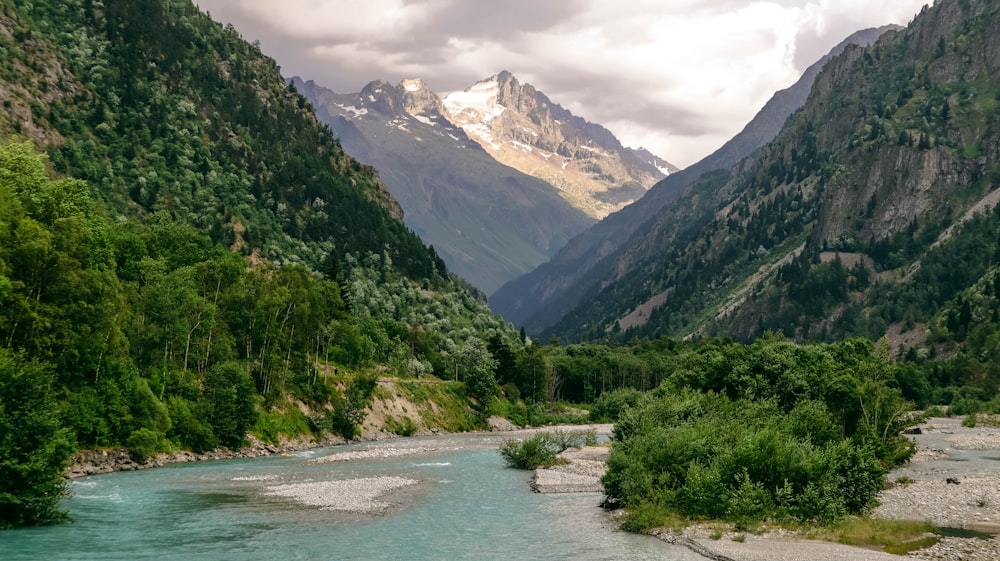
[312, 446, 436, 463]
[532, 446, 609, 493]
[263, 476, 418, 513]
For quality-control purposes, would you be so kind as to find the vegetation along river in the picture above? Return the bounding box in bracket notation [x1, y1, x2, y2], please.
[2, 434, 705, 561]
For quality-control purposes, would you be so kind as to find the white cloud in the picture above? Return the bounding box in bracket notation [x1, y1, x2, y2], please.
[194, 0, 928, 168]
[219, 0, 443, 41]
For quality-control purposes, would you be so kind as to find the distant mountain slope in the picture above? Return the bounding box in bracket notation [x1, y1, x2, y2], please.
[0, 0, 448, 281]
[443, 71, 677, 219]
[544, 0, 1000, 348]
[491, 26, 898, 333]
[292, 76, 594, 293]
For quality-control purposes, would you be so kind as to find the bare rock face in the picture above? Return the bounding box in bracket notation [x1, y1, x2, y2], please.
[487, 416, 519, 431]
[400, 78, 443, 116]
[443, 71, 677, 219]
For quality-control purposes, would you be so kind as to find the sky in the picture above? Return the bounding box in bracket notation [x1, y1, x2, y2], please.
[192, 0, 930, 168]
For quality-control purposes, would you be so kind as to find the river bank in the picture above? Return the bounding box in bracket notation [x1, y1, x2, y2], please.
[647, 416, 1000, 561]
[66, 433, 352, 478]
[67, 417, 1000, 560]
[18, 427, 686, 561]
[65, 417, 589, 479]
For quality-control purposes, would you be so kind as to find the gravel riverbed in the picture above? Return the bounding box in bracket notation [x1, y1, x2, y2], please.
[879, 416, 1000, 561]
[262, 476, 419, 513]
[531, 446, 609, 493]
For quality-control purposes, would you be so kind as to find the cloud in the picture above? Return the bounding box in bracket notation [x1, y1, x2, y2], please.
[214, 0, 440, 42]
[194, 0, 928, 168]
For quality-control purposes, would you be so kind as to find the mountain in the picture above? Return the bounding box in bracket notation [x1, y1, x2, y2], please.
[292, 76, 594, 294]
[443, 71, 678, 219]
[535, 0, 1000, 349]
[491, 26, 899, 334]
[0, 0, 453, 281]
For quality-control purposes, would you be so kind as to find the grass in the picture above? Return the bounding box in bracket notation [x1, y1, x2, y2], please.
[394, 377, 479, 432]
[639, 515, 945, 555]
[384, 416, 418, 436]
[491, 398, 593, 427]
[252, 406, 312, 443]
[802, 516, 936, 552]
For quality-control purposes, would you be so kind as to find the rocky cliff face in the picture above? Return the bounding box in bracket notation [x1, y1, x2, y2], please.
[443, 71, 677, 219]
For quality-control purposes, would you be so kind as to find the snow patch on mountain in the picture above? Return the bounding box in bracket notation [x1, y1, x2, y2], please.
[512, 140, 533, 153]
[413, 114, 435, 126]
[335, 103, 368, 118]
[653, 162, 673, 176]
[443, 77, 505, 123]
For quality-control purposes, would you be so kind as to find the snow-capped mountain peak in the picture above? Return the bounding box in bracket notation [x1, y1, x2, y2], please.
[441, 71, 676, 218]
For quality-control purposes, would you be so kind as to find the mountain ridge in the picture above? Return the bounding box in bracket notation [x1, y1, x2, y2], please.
[443, 70, 678, 219]
[490, 25, 900, 333]
[293, 75, 596, 293]
[539, 0, 1000, 349]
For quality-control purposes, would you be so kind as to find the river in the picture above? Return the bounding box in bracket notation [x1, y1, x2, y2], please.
[2, 433, 703, 561]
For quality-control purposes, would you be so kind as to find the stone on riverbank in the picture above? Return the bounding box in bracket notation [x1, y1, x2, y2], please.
[531, 446, 609, 493]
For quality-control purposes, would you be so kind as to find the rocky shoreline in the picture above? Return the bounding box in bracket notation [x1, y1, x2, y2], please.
[67, 433, 355, 478]
[531, 445, 609, 493]
[66, 416, 520, 478]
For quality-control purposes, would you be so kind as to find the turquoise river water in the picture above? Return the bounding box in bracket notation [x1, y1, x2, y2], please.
[2, 433, 703, 561]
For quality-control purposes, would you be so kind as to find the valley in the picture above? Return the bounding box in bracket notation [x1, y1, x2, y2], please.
[5, 0, 1000, 559]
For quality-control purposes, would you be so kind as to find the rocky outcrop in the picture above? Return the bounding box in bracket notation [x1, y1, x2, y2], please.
[486, 416, 519, 431]
[293, 75, 595, 294]
[443, 71, 676, 219]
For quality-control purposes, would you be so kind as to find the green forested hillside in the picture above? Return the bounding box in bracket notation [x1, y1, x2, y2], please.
[4, 0, 441, 278]
[0, 0, 523, 528]
[543, 0, 1000, 361]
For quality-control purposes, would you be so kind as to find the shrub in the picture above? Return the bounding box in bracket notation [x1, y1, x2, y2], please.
[602, 390, 888, 530]
[385, 416, 418, 436]
[590, 388, 643, 422]
[499, 433, 562, 469]
[499, 428, 596, 470]
[548, 428, 597, 449]
[126, 428, 162, 463]
[326, 373, 379, 439]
